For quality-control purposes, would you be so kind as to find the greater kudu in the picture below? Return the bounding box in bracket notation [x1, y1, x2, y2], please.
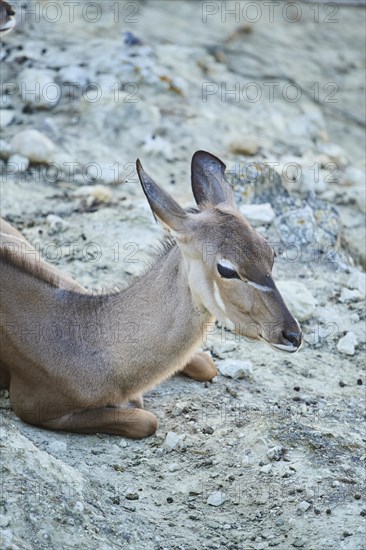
[0, 151, 302, 438]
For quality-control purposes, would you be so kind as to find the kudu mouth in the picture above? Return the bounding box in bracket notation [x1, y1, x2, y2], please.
[259, 329, 303, 353]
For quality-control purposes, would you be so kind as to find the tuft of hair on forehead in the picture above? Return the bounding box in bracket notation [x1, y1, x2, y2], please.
[198, 206, 274, 273]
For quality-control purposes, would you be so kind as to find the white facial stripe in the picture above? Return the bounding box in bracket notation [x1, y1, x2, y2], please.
[213, 282, 226, 312]
[247, 281, 273, 293]
[218, 258, 237, 272]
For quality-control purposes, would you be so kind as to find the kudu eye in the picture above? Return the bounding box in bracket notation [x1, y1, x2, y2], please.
[217, 262, 241, 280]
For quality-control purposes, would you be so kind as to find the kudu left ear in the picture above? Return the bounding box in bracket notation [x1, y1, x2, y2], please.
[191, 150, 236, 208]
[136, 159, 187, 231]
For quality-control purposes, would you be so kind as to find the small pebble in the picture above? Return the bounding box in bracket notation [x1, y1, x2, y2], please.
[230, 137, 259, 156]
[0, 109, 14, 128]
[218, 359, 253, 380]
[18, 68, 60, 109]
[297, 501, 311, 512]
[164, 431, 185, 451]
[7, 154, 29, 172]
[47, 214, 69, 234]
[10, 129, 55, 164]
[260, 464, 272, 474]
[125, 492, 139, 501]
[239, 203, 275, 226]
[337, 332, 358, 356]
[207, 491, 226, 507]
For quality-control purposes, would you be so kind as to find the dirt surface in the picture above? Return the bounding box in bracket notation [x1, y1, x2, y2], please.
[0, 1, 365, 549]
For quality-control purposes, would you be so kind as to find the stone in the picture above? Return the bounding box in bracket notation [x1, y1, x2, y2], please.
[347, 270, 366, 295]
[339, 287, 362, 303]
[267, 446, 285, 461]
[0, 139, 11, 160]
[297, 501, 311, 512]
[72, 185, 113, 205]
[10, 129, 55, 164]
[0, 109, 14, 128]
[125, 491, 139, 501]
[316, 142, 347, 164]
[207, 491, 226, 506]
[0, 515, 10, 528]
[58, 65, 90, 88]
[230, 137, 259, 156]
[342, 166, 364, 187]
[337, 332, 358, 356]
[218, 359, 253, 380]
[299, 167, 326, 193]
[164, 431, 185, 451]
[7, 154, 29, 172]
[239, 203, 275, 226]
[46, 214, 69, 234]
[171, 401, 190, 417]
[275, 281, 316, 321]
[18, 68, 60, 109]
[259, 464, 272, 474]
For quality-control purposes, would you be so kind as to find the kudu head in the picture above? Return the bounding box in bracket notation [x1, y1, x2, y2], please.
[136, 151, 302, 352]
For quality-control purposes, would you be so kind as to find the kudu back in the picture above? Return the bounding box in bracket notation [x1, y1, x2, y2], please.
[0, 151, 301, 438]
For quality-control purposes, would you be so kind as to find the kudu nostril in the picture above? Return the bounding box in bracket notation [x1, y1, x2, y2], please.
[282, 330, 302, 349]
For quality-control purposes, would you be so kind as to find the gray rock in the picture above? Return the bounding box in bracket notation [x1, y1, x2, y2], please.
[10, 130, 55, 164]
[46, 214, 69, 234]
[239, 203, 275, 226]
[316, 142, 347, 164]
[58, 66, 90, 88]
[267, 446, 285, 461]
[297, 501, 311, 512]
[207, 491, 226, 506]
[347, 270, 366, 295]
[337, 332, 358, 356]
[164, 431, 185, 451]
[299, 167, 326, 193]
[342, 166, 364, 187]
[0, 109, 14, 128]
[7, 154, 29, 172]
[218, 359, 253, 379]
[275, 281, 316, 321]
[0, 139, 11, 160]
[0, 515, 10, 528]
[18, 68, 60, 109]
[339, 287, 362, 303]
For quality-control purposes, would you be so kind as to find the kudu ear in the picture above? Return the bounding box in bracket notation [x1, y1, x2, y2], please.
[136, 160, 187, 231]
[191, 150, 236, 208]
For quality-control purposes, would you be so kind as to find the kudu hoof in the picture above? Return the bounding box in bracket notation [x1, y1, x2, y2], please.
[181, 352, 217, 382]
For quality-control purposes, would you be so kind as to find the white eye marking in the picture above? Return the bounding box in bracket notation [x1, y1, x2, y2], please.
[247, 281, 272, 293]
[218, 258, 237, 272]
[213, 282, 226, 312]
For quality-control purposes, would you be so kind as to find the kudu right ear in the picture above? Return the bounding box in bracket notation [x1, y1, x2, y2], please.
[191, 150, 236, 208]
[136, 160, 187, 231]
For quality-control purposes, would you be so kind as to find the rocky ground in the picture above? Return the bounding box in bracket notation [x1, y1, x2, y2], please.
[0, 1, 365, 549]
